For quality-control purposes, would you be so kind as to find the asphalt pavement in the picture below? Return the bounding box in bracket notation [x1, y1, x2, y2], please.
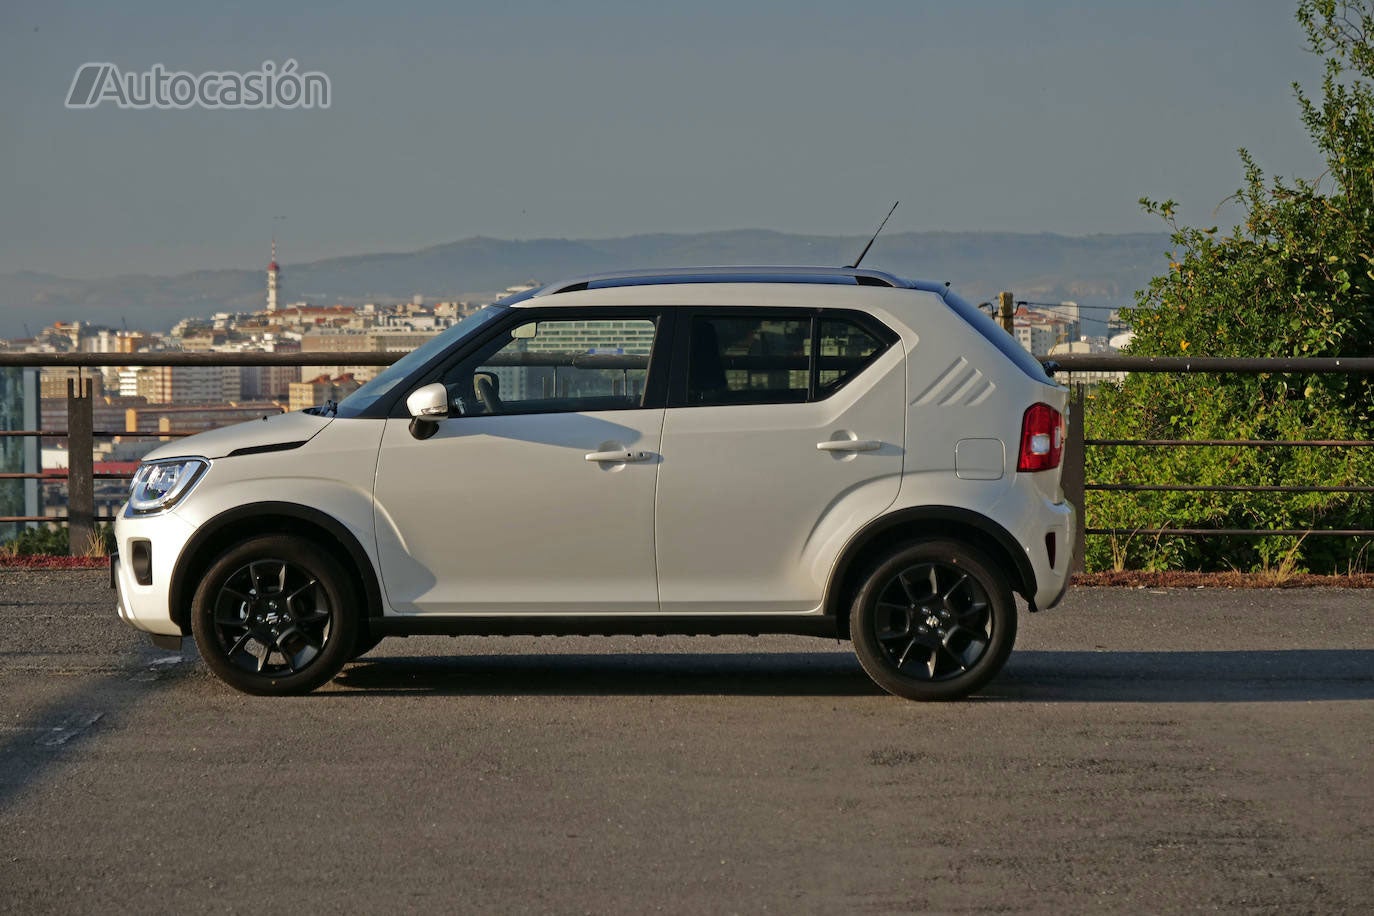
[1, 570, 1371, 914]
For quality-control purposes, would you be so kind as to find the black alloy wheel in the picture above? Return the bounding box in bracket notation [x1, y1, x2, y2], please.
[191, 535, 357, 695]
[850, 540, 1016, 701]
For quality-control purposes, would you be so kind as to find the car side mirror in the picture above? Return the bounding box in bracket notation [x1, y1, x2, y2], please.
[405, 382, 449, 440]
[406, 382, 449, 419]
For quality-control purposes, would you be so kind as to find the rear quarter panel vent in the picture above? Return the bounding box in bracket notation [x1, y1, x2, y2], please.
[911, 356, 996, 408]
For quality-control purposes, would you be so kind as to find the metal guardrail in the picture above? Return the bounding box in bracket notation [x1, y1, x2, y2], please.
[1049, 355, 1374, 572]
[0, 351, 400, 549]
[0, 352, 400, 367]
[2, 351, 1373, 563]
[1044, 355, 1374, 374]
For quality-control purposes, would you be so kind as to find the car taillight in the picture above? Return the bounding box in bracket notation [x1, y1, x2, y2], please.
[1017, 403, 1064, 472]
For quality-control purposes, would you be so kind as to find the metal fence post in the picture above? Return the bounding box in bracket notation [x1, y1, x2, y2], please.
[66, 377, 94, 556]
[1063, 383, 1087, 574]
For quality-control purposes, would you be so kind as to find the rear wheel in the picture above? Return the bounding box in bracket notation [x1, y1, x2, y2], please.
[850, 540, 1016, 701]
[191, 535, 357, 696]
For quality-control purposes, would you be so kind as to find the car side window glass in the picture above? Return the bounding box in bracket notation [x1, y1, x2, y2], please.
[445, 317, 657, 415]
[817, 317, 885, 395]
[687, 316, 811, 405]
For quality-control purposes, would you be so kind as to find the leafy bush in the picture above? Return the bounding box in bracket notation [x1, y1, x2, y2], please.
[1085, 0, 1374, 573]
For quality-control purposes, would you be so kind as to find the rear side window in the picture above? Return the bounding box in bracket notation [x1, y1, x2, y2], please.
[688, 316, 811, 405]
[685, 311, 893, 406]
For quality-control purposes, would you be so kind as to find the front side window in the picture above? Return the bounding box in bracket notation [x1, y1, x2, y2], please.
[336, 305, 506, 417]
[445, 316, 657, 415]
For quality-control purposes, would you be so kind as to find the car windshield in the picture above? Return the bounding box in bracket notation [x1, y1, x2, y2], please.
[334, 305, 508, 417]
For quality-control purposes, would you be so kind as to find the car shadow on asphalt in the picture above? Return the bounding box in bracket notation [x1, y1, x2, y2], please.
[331, 648, 1374, 702]
[335, 651, 883, 697]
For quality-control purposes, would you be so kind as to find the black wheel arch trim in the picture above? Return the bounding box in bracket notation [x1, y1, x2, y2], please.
[169, 501, 384, 634]
[825, 506, 1039, 619]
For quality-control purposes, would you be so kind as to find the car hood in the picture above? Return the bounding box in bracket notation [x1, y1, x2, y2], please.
[140, 411, 334, 462]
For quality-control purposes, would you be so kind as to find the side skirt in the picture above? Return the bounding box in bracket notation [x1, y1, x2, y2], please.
[369, 615, 843, 639]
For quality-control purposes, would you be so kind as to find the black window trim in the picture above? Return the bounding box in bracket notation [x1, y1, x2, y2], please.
[667, 306, 898, 409]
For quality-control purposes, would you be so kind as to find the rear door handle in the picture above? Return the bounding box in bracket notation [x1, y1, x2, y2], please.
[816, 439, 882, 452]
[585, 449, 653, 463]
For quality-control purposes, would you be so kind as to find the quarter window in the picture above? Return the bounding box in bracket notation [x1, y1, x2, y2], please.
[818, 317, 885, 394]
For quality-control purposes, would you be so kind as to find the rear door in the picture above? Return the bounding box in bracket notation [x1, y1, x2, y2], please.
[654, 309, 906, 614]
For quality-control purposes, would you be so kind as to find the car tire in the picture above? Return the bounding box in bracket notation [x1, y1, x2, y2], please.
[191, 535, 358, 696]
[850, 540, 1016, 701]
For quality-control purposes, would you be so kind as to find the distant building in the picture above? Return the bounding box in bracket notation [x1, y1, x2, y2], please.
[130, 366, 242, 404]
[115, 331, 152, 354]
[40, 395, 150, 446]
[39, 368, 104, 400]
[1012, 305, 1079, 358]
[298, 327, 442, 383]
[124, 402, 287, 438]
[288, 374, 360, 412]
[1046, 336, 1127, 385]
[240, 364, 302, 400]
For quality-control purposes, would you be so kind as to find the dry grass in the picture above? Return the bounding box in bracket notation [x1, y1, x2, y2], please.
[80, 528, 110, 560]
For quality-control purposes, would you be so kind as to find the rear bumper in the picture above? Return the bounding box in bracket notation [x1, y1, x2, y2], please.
[1027, 498, 1074, 612]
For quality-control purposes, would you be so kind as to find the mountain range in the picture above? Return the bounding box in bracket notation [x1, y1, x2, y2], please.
[0, 229, 1172, 340]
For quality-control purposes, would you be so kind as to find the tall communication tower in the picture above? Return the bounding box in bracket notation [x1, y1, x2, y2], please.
[266, 239, 280, 313]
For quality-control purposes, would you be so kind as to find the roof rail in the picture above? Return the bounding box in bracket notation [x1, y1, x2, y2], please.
[540, 266, 917, 296]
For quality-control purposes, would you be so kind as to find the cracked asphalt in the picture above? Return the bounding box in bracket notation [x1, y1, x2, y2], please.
[1, 569, 1371, 914]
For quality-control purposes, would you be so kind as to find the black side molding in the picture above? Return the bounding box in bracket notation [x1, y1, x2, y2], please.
[370, 615, 843, 639]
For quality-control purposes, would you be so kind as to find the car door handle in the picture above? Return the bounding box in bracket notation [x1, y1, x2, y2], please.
[816, 439, 882, 452]
[585, 449, 653, 463]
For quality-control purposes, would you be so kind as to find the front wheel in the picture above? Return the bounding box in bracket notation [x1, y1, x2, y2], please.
[191, 535, 357, 696]
[850, 540, 1016, 701]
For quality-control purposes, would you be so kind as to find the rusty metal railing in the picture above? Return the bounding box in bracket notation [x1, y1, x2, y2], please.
[0, 351, 399, 551]
[1047, 355, 1374, 572]
[4, 351, 1374, 565]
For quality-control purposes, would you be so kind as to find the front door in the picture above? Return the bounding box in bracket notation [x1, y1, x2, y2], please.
[373, 313, 665, 615]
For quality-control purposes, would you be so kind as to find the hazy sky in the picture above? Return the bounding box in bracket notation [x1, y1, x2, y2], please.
[0, 0, 1328, 278]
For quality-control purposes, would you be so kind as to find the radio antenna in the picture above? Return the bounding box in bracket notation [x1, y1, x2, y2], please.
[847, 201, 899, 269]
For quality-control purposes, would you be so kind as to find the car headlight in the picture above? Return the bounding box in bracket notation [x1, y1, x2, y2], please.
[127, 458, 208, 515]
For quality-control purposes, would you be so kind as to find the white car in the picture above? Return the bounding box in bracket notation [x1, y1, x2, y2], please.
[113, 266, 1074, 700]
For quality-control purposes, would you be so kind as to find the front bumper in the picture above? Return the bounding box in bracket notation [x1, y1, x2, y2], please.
[112, 509, 198, 638]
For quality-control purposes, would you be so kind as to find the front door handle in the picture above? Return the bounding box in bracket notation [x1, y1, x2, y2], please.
[585, 449, 653, 463]
[816, 439, 882, 452]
